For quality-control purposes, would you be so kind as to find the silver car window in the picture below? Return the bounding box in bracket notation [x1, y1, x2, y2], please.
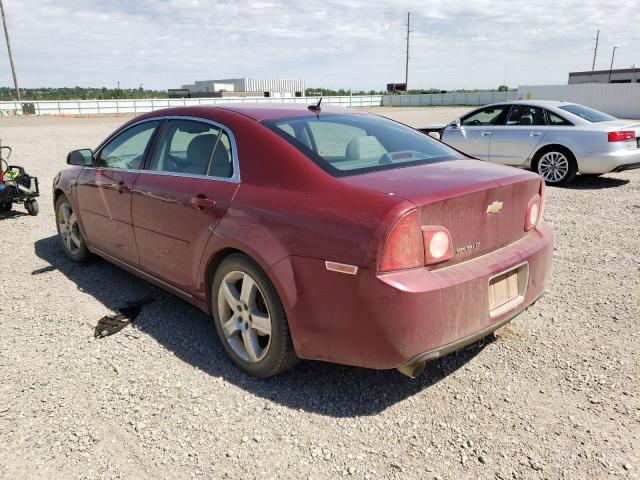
[460, 106, 509, 126]
[558, 104, 615, 122]
[505, 105, 546, 126]
[545, 110, 573, 126]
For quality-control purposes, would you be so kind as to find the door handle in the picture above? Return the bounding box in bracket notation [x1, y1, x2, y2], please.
[116, 182, 131, 194]
[481, 131, 493, 136]
[530, 132, 543, 137]
[190, 195, 217, 209]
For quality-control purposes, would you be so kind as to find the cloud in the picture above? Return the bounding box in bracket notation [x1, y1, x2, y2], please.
[0, 0, 637, 90]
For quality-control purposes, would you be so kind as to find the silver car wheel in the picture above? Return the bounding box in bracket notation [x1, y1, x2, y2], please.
[57, 201, 82, 255]
[538, 151, 569, 183]
[217, 270, 272, 363]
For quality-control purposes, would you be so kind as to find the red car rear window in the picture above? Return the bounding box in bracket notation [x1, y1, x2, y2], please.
[262, 114, 461, 177]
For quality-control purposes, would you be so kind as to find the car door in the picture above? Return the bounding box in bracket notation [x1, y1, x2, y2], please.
[76, 120, 160, 265]
[440, 105, 510, 160]
[131, 118, 239, 292]
[488, 104, 548, 166]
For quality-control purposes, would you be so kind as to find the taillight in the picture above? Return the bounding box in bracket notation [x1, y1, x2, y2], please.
[608, 130, 635, 142]
[422, 226, 453, 265]
[379, 210, 424, 272]
[379, 210, 454, 272]
[525, 194, 541, 231]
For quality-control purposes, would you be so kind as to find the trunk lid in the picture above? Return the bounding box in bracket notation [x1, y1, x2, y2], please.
[342, 159, 542, 267]
[598, 119, 640, 131]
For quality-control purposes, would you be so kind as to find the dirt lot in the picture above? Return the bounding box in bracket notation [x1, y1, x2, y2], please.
[0, 107, 638, 480]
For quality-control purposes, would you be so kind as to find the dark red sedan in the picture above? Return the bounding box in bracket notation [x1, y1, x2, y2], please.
[53, 104, 554, 378]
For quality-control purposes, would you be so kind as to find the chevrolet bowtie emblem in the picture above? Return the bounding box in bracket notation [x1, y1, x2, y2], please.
[486, 201, 503, 214]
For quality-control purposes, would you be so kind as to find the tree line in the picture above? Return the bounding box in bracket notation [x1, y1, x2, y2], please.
[305, 86, 511, 96]
[0, 86, 168, 101]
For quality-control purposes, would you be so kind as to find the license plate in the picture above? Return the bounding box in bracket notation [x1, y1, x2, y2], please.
[488, 263, 528, 318]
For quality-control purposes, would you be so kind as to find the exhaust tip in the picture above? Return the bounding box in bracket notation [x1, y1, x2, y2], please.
[396, 360, 427, 378]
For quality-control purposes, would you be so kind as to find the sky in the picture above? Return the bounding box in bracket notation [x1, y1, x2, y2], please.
[0, 0, 638, 91]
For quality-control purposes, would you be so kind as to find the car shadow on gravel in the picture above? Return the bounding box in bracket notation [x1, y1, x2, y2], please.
[35, 235, 490, 418]
[559, 175, 630, 190]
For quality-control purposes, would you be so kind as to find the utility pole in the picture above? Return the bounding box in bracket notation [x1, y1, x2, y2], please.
[0, 0, 21, 101]
[608, 45, 618, 83]
[405, 12, 411, 94]
[591, 29, 599, 70]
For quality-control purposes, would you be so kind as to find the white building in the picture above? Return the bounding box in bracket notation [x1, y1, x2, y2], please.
[177, 78, 305, 98]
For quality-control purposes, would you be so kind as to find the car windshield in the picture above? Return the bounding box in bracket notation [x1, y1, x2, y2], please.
[262, 114, 462, 176]
[558, 104, 615, 122]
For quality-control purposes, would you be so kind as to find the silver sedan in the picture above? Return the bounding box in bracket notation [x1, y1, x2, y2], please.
[434, 100, 640, 184]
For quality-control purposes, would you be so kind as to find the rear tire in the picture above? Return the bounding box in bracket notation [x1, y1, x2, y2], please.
[0, 202, 12, 212]
[55, 194, 90, 262]
[211, 254, 298, 378]
[532, 147, 577, 185]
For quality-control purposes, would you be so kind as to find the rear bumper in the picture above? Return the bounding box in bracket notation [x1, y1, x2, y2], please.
[578, 148, 640, 174]
[281, 223, 554, 370]
[613, 161, 640, 172]
[398, 290, 543, 368]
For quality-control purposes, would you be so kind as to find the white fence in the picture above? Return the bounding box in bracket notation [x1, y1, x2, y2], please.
[382, 91, 517, 106]
[518, 84, 640, 119]
[0, 90, 518, 116]
[0, 95, 383, 116]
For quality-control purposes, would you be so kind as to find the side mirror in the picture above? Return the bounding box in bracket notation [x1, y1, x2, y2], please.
[67, 149, 93, 166]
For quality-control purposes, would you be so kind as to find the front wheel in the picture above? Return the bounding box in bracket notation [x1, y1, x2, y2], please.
[533, 148, 577, 185]
[55, 195, 90, 262]
[25, 199, 39, 216]
[211, 254, 298, 378]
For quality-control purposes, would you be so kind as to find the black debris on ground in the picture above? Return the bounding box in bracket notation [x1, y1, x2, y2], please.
[31, 265, 56, 275]
[94, 297, 155, 338]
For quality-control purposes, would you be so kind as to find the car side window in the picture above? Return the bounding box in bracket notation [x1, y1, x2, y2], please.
[97, 121, 160, 169]
[461, 106, 508, 126]
[505, 105, 546, 126]
[546, 110, 573, 126]
[149, 119, 233, 178]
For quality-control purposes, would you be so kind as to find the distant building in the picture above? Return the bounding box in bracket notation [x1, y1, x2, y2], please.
[169, 78, 305, 98]
[568, 68, 640, 84]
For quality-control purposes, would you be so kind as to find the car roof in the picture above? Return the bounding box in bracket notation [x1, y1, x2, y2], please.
[511, 99, 574, 108]
[208, 103, 365, 121]
[483, 100, 573, 108]
[494, 99, 584, 109]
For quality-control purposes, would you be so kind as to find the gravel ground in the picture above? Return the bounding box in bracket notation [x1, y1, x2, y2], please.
[0, 108, 638, 480]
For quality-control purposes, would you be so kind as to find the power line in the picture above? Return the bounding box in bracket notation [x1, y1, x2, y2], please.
[0, 0, 20, 101]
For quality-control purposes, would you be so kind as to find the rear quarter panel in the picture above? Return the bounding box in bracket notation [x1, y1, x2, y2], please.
[530, 128, 607, 168]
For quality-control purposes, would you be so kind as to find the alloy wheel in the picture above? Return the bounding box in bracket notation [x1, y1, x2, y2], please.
[57, 201, 82, 255]
[217, 270, 272, 363]
[538, 151, 569, 183]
